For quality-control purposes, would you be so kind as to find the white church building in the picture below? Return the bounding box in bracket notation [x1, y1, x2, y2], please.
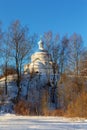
[24, 39, 57, 75]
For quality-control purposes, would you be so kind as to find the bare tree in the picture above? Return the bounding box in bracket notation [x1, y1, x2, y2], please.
[2, 48, 10, 95]
[59, 35, 69, 75]
[79, 49, 87, 76]
[43, 31, 60, 108]
[69, 33, 83, 76]
[7, 20, 32, 100]
[43, 31, 60, 77]
[0, 22, 4, 75]
[0, 22, 10, 95]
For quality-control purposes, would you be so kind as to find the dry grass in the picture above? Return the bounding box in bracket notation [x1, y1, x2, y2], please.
[14, 99, 29, 115]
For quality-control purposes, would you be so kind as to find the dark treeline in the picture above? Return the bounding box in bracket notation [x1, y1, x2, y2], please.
[0, 20, 87, 117]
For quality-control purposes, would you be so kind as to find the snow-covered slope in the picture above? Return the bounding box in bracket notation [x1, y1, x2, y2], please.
[0, 73, 53, 113]
[0, 114, 87, 130]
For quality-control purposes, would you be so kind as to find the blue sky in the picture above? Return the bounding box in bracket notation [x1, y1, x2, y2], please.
[0, 0, 87, 46]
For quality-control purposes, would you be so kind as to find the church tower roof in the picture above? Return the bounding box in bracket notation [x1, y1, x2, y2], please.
[37, 39, 47, 52]
[38, 40, 44, 50]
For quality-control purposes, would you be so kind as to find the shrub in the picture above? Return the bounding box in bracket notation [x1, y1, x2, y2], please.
[66, 91, 87, 118]
[42, 109, 64, 116]
[50, 109, 64, 116]
[0, 89, 4, 95]
[14, 99, 29, 115]
[29, 102, 40, 115]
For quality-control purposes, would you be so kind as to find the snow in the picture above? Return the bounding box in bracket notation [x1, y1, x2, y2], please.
[0, 114, 87, 130]
[0, 74, 87, 130]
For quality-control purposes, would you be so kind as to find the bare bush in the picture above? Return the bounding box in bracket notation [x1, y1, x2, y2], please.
[66, 91, 87, 118]
[29, 102, 40, 115]
[42, 109, 64, 116]
[14, 99, 29, 115]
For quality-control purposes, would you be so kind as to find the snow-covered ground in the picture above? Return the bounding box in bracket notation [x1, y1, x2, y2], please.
[0, 114, 87, 130]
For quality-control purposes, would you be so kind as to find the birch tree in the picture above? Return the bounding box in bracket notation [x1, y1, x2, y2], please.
[7, 20, 32, 100]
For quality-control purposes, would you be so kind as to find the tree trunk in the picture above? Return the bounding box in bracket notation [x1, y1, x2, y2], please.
[5, 62, 8, 95]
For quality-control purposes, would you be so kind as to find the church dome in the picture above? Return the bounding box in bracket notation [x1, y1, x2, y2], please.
[38, 40, 44, 50]
[31, 39, 52, 63]
[36, 39, 48, 53]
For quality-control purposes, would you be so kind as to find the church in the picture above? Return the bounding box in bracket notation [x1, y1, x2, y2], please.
[24, 39, 57, 75]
